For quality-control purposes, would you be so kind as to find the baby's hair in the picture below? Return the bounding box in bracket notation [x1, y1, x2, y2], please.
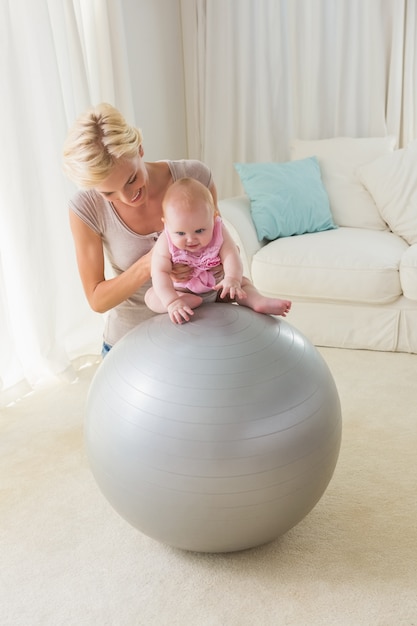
[163, 177, 215, 216]
[62, 102, 143, 188]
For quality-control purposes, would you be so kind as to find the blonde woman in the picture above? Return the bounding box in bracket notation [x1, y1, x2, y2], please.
[63, 103, 219, 355]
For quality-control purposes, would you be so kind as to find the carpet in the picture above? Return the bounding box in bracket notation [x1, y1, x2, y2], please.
[1, 347, 416, 625]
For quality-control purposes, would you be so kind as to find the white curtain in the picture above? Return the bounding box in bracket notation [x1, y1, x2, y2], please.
[181, 0, 417, 199]
[2, 0, 416, 405]
[0, 0, 133, 406]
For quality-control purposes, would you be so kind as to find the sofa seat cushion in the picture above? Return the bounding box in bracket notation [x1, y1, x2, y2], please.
[400, 245, 417, 300]
[251, 228, 408, 304]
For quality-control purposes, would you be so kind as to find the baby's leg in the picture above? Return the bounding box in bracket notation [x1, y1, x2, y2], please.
[176, 292, 204, 310]
[145, 287, 203, 313]
[235, 279, 292, 317]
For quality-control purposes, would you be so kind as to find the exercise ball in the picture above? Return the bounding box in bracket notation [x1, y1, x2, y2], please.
[85, 304, 342, 553]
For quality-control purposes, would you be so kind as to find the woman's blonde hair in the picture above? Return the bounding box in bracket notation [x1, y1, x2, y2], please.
[62, 103, 143, 188]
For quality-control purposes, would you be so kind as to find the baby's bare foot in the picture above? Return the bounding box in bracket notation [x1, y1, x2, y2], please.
[254, 298, 292, 317]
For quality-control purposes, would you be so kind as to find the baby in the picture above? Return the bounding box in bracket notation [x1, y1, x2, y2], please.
[145, 177, 291, 324]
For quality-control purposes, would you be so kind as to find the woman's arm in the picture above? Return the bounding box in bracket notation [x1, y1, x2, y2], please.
[69, 211, 152, 313]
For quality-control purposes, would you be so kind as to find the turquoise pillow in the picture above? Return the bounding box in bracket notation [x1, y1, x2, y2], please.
[234, 157, 336, 241]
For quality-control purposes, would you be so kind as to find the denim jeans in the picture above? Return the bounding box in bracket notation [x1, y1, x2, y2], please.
[101, 341, 112, 358]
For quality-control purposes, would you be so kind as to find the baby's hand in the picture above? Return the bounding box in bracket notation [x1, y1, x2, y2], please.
[215, 277, 247, 301]
[167, 299, 194, 324]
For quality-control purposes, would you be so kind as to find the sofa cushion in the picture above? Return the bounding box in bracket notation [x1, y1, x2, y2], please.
[251, 227, 407, 304]
[357, 140, 417, 245]
[234, 157, 336, 241]
[290, 136, 396, 229]
[400, 244, 417, 301]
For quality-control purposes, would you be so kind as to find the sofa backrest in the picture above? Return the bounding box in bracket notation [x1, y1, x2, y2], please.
[290, 136, 397, 230]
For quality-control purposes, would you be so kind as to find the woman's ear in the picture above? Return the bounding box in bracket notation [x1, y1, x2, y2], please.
[139, 144, 144, 157]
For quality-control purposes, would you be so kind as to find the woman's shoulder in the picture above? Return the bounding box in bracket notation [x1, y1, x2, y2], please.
[166, 159, 212, 187]
[69, 188, 102, 210]
[68, 189, 107, 233]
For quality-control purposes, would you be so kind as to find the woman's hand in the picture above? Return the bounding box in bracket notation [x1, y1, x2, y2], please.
[171, 263, 224, 285]
[170, 263, 193, 283]
[211, 264, 224, 283]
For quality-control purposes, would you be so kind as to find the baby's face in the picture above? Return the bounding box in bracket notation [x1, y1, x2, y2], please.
[164, 200, 214, 253]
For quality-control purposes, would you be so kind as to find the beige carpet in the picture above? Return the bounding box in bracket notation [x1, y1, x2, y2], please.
[1, 347, 416, 626]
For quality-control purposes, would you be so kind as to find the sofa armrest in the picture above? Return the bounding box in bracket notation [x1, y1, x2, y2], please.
[400, 244, 417, 301]
[218, 195, 263, 279]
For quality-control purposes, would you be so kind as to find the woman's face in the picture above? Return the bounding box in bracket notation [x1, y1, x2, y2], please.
[95, 150, 148, 207]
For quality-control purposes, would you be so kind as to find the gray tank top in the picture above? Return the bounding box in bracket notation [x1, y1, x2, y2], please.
[69, 159, 213, 346]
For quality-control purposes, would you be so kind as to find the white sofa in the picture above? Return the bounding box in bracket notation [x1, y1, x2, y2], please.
[219, 137, 417, 353]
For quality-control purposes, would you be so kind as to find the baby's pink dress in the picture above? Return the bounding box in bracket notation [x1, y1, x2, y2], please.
[166, 217, 223, 294]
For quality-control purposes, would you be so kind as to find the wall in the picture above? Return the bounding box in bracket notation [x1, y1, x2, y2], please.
[121, 0, 187, 161]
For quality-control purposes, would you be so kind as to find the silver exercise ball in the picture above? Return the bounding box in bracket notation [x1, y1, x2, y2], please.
[85, 304, 342, 553]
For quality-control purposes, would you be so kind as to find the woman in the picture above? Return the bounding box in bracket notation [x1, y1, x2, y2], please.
[63, 102, 218, 356]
